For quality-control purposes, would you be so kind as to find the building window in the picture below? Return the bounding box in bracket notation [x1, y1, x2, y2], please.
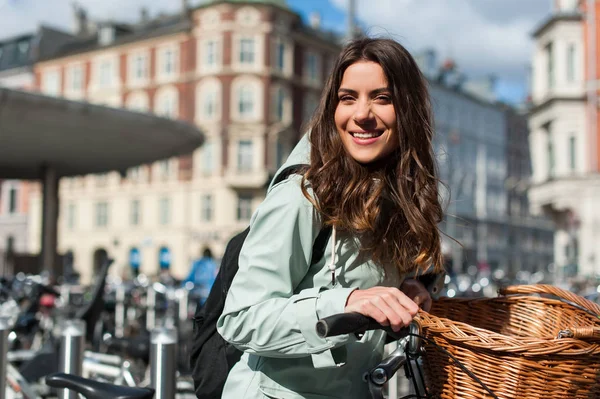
[239, 38, 255, 64]
[305, 52, 319, 81]
[567, 43, 576, 83]
[237, 140, 253, 172]
[237, 194, 253, 221]
[130, 199, 141, 226]
[127, 92, 149, 112]
[42, 70, 61, 96]
[155, 87, 178, 118]
[99, 60, 112, 87]
[273, 86, 285, 122]
[67, 203, 76, 230]
[202, 141, 214, 174]
[201, 194, 213, 222]
[546, 42, 554, 89]
[162, 47, 177, 76]
[569, 136, 576, 171]
[239, 86, 254, 117]
[547, 138, 555, 178]
[205, 39, 217, 67]
[8, 187, 17, 214]
[95, 202, 109, 227]
[158, 160, 170, 178]
[204, 90, 217, 118]
[69, 65, 83, 91]
[159, 197, 170, 225]
[275, 40, 285, 72]
[131, 53, 148, 81]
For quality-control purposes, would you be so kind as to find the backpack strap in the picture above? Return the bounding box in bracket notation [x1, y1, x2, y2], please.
[271, 164, 333, 263]
[271, 164, 308, 186]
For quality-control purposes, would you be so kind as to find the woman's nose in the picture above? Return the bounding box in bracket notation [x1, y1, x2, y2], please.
[352, 100, 374, 123]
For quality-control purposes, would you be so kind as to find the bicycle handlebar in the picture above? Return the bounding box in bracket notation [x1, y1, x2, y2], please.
[316, 312, 410, 339]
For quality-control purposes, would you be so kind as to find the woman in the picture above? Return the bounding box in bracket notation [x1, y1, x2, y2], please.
[217, 37, 444, 398]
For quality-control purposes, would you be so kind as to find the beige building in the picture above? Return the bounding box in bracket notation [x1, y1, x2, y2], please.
[528, 0, 600, 278]
[29, 0, 340, 282]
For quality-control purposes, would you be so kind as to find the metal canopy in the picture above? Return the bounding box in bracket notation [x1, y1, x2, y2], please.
[0, 87, 204, 179]
[0, 87, 204, 276]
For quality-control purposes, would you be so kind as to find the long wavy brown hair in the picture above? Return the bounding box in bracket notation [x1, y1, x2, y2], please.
[301, 37, 444, 276]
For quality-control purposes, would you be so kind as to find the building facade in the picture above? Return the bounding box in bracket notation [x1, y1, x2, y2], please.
[29, 0, 340, 282]
[528, 0, 600, 278]
[418, 52, 554, 279]
[0, 26, 73, 275]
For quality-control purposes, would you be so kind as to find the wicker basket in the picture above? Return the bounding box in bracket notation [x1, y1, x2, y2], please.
[416, 284, 600, 399]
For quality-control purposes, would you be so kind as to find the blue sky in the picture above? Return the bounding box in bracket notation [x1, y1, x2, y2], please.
[0, 0, 551, 104]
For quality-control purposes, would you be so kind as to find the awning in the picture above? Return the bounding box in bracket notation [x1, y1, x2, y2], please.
[0, 87, 205, 275]
[0, 87, 204, 179]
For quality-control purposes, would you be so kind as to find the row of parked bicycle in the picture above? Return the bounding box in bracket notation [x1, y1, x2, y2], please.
[0, 258, 199, 398]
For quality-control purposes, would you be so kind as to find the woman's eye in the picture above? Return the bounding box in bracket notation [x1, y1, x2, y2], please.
[339, 95, 354, 102]
[375, 95, 391, 103]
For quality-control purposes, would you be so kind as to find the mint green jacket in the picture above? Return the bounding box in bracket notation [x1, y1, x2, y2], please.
[216, 135, 405, 398]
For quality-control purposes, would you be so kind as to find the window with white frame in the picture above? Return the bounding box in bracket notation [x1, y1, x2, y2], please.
[42, 69, 61, 96]
[155, 87, 178, 118]
[126, 92, 149, 112]
[202, 141, 214, 174]
[204, 90, 218, 118]
[305, 51, 320, 82]
[98, 59, 113, 87]
[158, 160, 171, 178]
[237, 140, 254, 172]
[161, 46, 178, 77]
[159, 197, 170, 225]
[238, 85, 254, 118]
[567, 43, 576, 83]
[274, 39, 286, 72]
[130, 53, 148, 82]
[131, 199, 141, 226]
[8, 187, 17, 214]
[273, 86, 286, 122]
[204, 39, 218, 67]
[569, 135, 577, 171]
[200, 194, 213, 222]
[67, 203, 76, 230]
[237, 194, 253, 220]
[68, 65, 83, 92]
[239, 37, 255, 64]
[95, 201, 109, 227]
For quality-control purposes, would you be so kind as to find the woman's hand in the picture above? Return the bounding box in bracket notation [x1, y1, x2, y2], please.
[344, 286, 419, 332]
[400, 278, 432, 312]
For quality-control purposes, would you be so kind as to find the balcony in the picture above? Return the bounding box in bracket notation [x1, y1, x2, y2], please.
[224, 168, 270, 189]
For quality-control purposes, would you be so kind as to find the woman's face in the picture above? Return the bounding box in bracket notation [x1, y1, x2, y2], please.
[334, 61, 399, 165]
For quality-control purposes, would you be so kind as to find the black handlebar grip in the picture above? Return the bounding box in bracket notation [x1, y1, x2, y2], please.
[316, 312, 392, 338]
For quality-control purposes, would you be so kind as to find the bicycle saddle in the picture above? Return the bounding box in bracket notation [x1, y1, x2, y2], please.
[45, 372, 155, 399]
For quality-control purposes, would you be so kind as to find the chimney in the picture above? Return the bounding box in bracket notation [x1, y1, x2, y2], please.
[140, 7, 150, 23]
[181, 0, 189, 14]
[309, 11, 321, 29]
[72, 2, 89, 35]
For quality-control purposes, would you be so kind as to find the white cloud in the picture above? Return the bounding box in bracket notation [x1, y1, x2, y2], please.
[331, 0, 552, 96]
[0, 0, 203, 40]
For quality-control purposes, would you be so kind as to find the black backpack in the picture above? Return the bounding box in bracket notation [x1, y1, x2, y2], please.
[189, 164, 332, 399]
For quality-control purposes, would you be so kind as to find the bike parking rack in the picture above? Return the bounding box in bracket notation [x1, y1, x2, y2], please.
[58, 319, 86, 399]
[150, 326, 177, 399]
[0, 317, 8, 399]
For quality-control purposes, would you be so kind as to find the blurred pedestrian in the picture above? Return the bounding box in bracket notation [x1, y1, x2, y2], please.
[183, 247, 218, 305]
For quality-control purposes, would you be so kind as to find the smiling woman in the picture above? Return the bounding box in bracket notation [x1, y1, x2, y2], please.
[335, 61, 399, 164]
[216, 37, 444, 399]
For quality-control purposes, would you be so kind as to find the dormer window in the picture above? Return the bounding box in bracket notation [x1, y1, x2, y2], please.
[99, 25, 115, 46]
